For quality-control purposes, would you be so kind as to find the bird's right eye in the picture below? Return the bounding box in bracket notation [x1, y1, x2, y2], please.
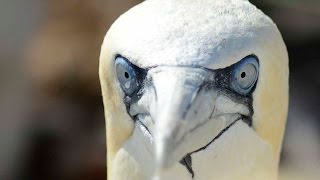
[115, 56, 140, 95]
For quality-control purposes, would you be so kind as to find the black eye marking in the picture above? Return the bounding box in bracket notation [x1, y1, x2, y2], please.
[210, 55, 259, 97]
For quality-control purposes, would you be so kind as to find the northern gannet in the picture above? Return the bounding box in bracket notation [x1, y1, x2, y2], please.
[99, 0, 289, 179]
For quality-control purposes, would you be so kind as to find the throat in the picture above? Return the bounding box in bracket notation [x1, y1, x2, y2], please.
[189, 121, 277, 179]
[178, 118, 241, 178]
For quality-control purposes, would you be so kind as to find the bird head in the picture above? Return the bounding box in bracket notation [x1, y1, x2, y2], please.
[99, 0, 288, 179]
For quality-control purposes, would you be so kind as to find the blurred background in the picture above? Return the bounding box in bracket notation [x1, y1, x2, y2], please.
[0, 0, 319, 179]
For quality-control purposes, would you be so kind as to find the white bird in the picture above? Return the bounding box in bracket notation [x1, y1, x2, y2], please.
[99, 0, 289, 179]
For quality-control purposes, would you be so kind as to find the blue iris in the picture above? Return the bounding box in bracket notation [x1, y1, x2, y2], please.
[115, 56, 140, 95]
[230, 56, 259, 95]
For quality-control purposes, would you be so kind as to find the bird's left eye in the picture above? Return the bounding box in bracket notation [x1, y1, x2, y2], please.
[230, 56, 259, 95]
[115, 56, 140, 95]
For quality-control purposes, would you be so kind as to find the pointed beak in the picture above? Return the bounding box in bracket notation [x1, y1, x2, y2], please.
[129, 66, 250, 175]
[150, 67, 208, 170]
[146, 66, 240, 174]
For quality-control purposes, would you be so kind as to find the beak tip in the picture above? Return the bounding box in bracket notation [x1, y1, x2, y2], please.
[154, 120, 186, 171]
[155, 143, 167, 169]
[155, 136, 174, 170]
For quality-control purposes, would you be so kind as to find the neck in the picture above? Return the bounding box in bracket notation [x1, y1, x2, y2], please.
[190, 121, 278, 180]
[109, 121, 278, 180]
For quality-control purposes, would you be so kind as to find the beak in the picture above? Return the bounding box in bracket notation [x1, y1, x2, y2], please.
[151, 67, 208, 170]
[147, 67, 242, 173]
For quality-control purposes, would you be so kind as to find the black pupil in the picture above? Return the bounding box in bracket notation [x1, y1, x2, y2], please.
[241, 72, 246, 78]
[124, 72, 129, 79]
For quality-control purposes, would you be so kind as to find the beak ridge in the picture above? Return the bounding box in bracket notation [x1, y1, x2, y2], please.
[149, 67, 208, 170]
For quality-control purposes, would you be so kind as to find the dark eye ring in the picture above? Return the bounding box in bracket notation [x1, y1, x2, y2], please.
[230, 56, 259, 95]
[115, 56, 141, 95]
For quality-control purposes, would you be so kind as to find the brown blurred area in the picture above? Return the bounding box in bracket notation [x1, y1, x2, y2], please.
[0, 0, 319, 180]
[1, 0, 142, 179]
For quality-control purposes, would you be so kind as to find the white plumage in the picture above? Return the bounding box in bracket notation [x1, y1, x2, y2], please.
[99, 0, 289, 179]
